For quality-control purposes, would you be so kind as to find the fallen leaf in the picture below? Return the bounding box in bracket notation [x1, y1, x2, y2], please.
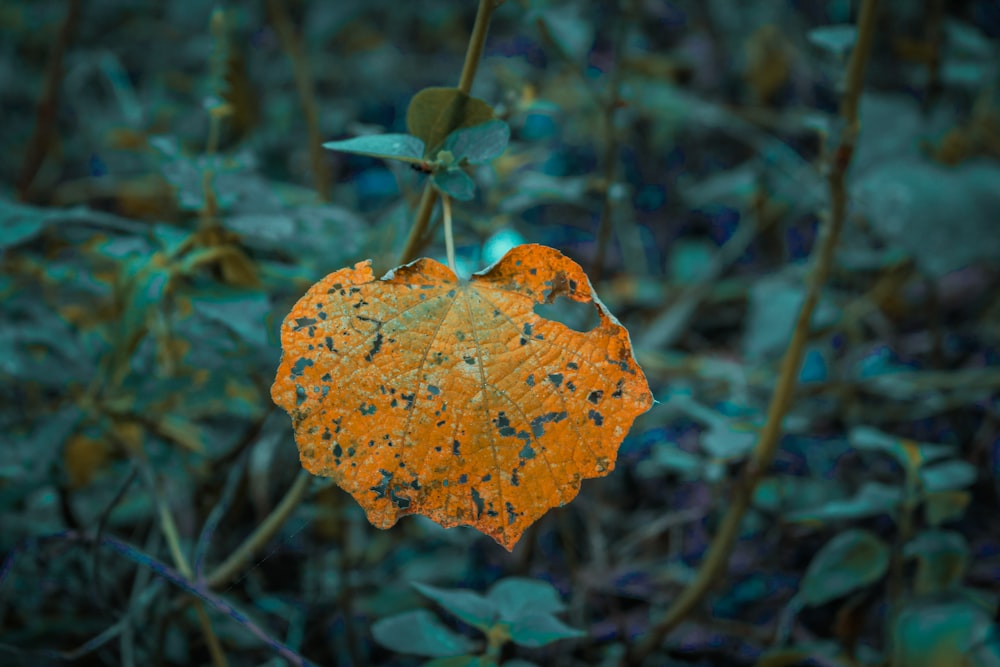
[271, 244, 652, 549]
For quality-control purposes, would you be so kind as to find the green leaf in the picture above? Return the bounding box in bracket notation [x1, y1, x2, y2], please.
[921, 460, 978, 491]
[371, 610, 476, 658]
[412, 582, 497, 630]
[487, 577, 566, 621]
[322, 133, 425, 163]
[406, 87, 495, 156]
[807, 25, 857, 58]
[799, 529, 890, 607]
[637, 444, 703, 480]
[923, 490, 971, 527]
[442, 120, 510, 164]
[789, 481, 901, 523]
[905, 530, 970, 595]
[506, 611, 586, 648]
[0, 199, 46, 249]
[893, 598, 996, 667]
[433, 169, 476, 201]
[529, 3, 594, 62]
[850, 426, 955, 471]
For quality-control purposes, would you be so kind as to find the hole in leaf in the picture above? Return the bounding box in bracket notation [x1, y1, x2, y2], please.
[533, 297, 599, 333]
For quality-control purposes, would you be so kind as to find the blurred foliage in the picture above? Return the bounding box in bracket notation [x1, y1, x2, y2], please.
[2, 0, 999, 666]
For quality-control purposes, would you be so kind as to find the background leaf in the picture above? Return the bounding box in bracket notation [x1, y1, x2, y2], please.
[799, 529, 890, 606]
[371, 609, 477, 658]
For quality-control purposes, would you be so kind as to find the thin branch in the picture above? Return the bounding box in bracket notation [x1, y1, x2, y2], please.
[591, 0, 634, 283]
[265, 0, 332, 200]
[204, 469, 312, 589]
[143, 466, 229, 667]
[624, 1, 880, 663]
[458, 0, 500, 94]
[16, 0, 83, 202]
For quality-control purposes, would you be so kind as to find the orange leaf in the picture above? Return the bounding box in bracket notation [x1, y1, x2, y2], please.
[271, 244, 652, 549]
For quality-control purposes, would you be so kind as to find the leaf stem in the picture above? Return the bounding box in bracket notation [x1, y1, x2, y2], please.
[624, 1, 880, 663]
[442, 193, 457, 274]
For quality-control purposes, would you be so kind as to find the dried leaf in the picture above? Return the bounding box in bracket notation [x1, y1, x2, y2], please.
[271, 244, 652, 549]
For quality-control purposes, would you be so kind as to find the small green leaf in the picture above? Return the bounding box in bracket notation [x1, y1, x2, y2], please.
[506, 612, 586, 648]
[433, 169, 476, 201]
[322, 133, 425, 163]
[921, 460, 978, 492]
[905, 530, 970, 595]
[0, 200, 46, 249]
[893, 598, 996, 667]
[442, 120, 510, 164]
[789, 481, 901, 523]
[487, 578, 566, 621]
[849, 426, 954, 472]
[799, 529, 889, 607]
[371, 610, 476, 658]
[406, 87, 495, 156]
[412, 582, 497, 630]
[923, 490, 971, 527]
[529, 4, 594, 62]
[807, 25, 857, 58]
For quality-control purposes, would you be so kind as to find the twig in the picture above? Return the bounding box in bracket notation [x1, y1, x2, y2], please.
[591, 0, 634, 283]
[265, 0, 332, 200]
[623, 1, 880, 663]
[400, 183, 439, 264]
[143, 465, 229, 667]
[205, 469, 312, 589]
[458, 0, 500, 95]
[70, 532, 312, 666]
[15, 0, 83, 202]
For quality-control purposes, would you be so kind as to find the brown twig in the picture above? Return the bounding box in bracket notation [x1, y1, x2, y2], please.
[16, 0, 83, 202]
[623, 1, 880, 663]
